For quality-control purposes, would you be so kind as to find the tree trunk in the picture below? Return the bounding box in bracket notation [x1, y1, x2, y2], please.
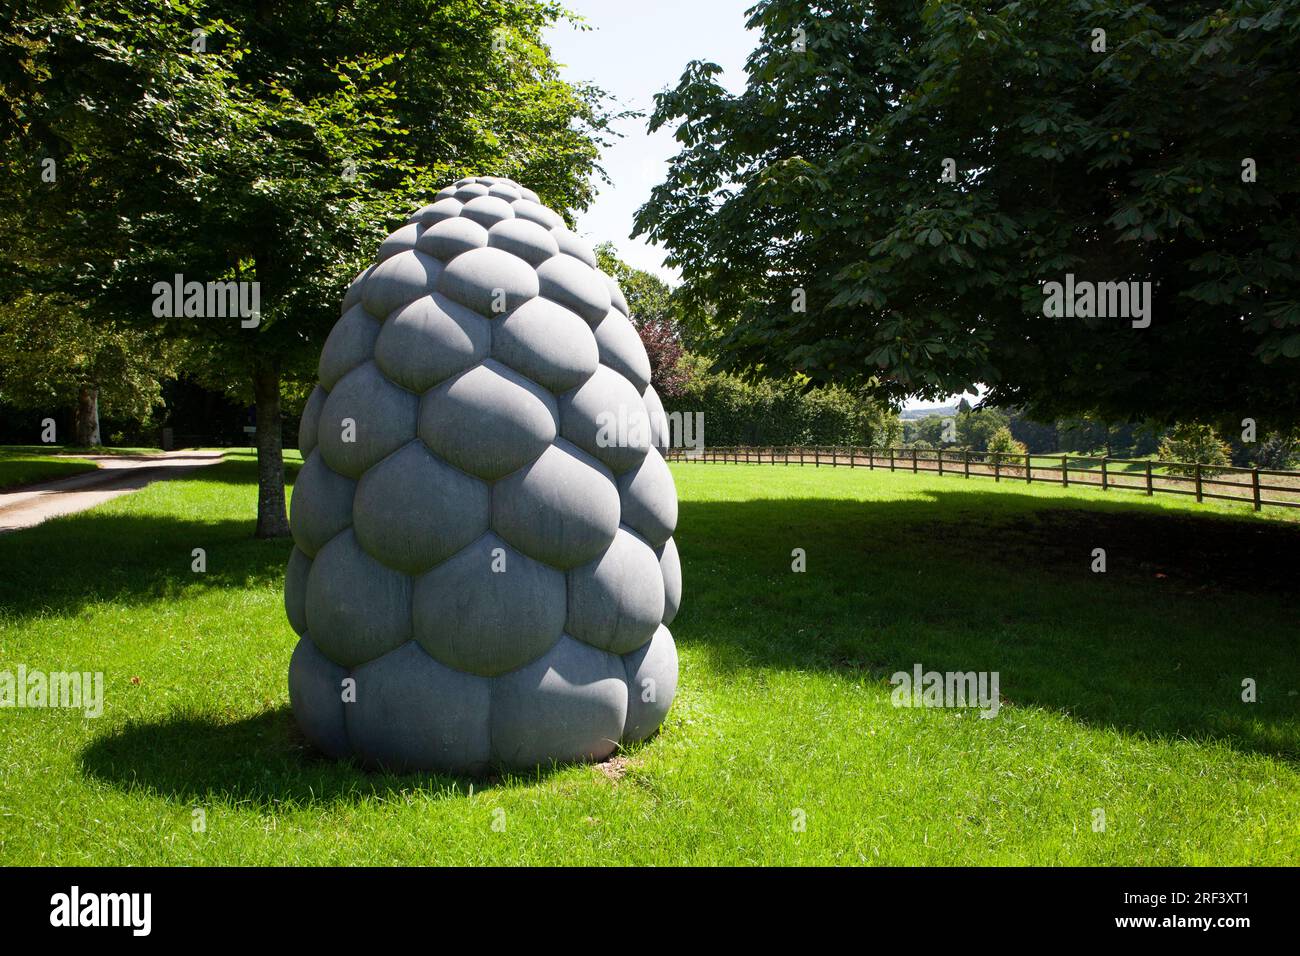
[74, 386, 101, 447]
[252, 363, 290, 538]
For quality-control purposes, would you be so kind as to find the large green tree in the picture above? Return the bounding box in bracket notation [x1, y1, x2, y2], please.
[0, 292, 181, 445]
[2, 0, 615, 535]
[634, 0, 1300, 429]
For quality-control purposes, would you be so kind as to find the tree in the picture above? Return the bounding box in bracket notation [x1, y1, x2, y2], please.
[1158, 422, 1232, 475]
[986, 426, 1028, 457]
[634, 0, 1300, 426]
[594, 243, 689, 398]
[2, 0, 615, 535]
[1253, 432, 1298, 470]
[0, 292, 181, 445]
[957, 407, 1010, 452]
[670, 352, 901, 447]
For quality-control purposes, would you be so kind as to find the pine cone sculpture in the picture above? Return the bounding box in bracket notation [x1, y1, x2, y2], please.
[284, 176, 681, 774]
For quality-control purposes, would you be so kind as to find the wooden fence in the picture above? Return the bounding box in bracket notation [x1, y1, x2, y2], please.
[663, 445, 1300, 512]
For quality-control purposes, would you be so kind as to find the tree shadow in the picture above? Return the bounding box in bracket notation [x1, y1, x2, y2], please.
[0, 457, 296, 619]
[671, 489, 1300, 764]
[45, 465, 1300, 807]
[78, 707, 562, 807]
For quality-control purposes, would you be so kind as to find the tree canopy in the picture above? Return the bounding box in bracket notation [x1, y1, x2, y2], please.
[2, 0, 615, 532]
[634, 0, 1300, 428]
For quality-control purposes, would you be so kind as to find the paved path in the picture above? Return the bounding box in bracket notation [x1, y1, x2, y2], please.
[0, 451, 224, 533]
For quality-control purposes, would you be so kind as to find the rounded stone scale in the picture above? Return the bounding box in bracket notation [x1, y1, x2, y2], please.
[286, 176, 681, 773]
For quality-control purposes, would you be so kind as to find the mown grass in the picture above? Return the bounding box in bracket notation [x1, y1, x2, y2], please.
[0, 452, 1296, 865]
[0, 446, 101, 490]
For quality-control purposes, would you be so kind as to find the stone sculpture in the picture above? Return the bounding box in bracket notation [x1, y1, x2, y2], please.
[284, 176, 681, 773]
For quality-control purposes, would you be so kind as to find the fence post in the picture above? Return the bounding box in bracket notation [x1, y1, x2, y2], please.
[912, 449, 918, 473]
[869, 448, 875, 470]
[1101, 457, 1108, 491]
[890, 449, 895, 472]
[938, 450, 944, 477]
[1146, 461, 1153, 496]
[1252, 468, 1261, 511]
[1025, 452, 1032, 483]
[995, 454, 1001, 482]
[1195, 462, 1203, 503]
[964, 449, 970, 478]
[831, 446, 837, 468]
[1062, 455, 1068, 487]
[814, 446, 820, 467]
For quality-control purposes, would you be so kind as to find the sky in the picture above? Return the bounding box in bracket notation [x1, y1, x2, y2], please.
[542, 0, 756, 283]
[542, 3, 975, 411]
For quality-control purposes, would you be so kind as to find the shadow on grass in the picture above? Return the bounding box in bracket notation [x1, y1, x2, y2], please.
[35, 461, 1300, 805]
[79, 708, 563, 807]
[0, 457, 294, 619]
[673, 493, 1300, 763]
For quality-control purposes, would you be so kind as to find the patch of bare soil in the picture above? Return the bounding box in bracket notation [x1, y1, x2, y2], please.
[594, 755, 632, 782]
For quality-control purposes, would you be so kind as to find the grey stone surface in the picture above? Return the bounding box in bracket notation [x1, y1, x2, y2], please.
[551, 226, 597, 268]
[376, 222, 424, 262]
[317, 361, 420, 480]
[286, 177, 679, 772]
[373, 294, 489, 393]
[622, 625, 678, 744]
[593, 309, 652, 393]
[341, 265, 374, 313]
[657, 537, 682, 626]
[415, 216, 488, 261]
[437, 246, 539, 317]
[536, 253, 611, 324]
[288, 636, 351, 759]
[318, 303, 382, 390]
[289, 450, 356, 558]
[558, 364, 650, 475]
[567, 527, 664, 654]
[492, 297, 598, 393]
[408, 197, 462, 226]
[460, 194, 515, 230]
[488, 182, 522, 201]
[617, 446, 678, 547]
[305, 529, 412, 667]
[601, 270, 630, 317]
[491, 635, 627, 768]
[491, 439, 620, 570]
[285, 547, 312, 637]
[487, 218, 559, 266]
[641, 383, 670, 456]
[361, 250, 444, 318]
[347, 641, 492, 773]
[298, 385, 326, 458]
[412, 532, 564, 677]
[511, 197, 564, 230]
[353, 440, 490, 573]
[418, 360, 557, 481]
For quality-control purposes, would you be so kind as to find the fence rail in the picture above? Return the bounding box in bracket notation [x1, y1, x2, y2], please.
[663, 445, 1300, 512]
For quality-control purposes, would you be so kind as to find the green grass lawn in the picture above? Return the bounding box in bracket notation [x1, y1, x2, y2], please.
[1, 452, 1296, 865]
[0, 446, 101, 490]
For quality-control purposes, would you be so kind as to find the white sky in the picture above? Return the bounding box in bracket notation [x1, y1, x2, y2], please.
[543, 3, 978, 411]
[543, 0, 756, 283]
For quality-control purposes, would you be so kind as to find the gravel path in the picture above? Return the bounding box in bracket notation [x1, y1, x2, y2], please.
[0, 451, 224, 533]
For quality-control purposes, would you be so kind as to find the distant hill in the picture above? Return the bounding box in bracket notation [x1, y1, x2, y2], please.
[900, 405, 958, 421]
